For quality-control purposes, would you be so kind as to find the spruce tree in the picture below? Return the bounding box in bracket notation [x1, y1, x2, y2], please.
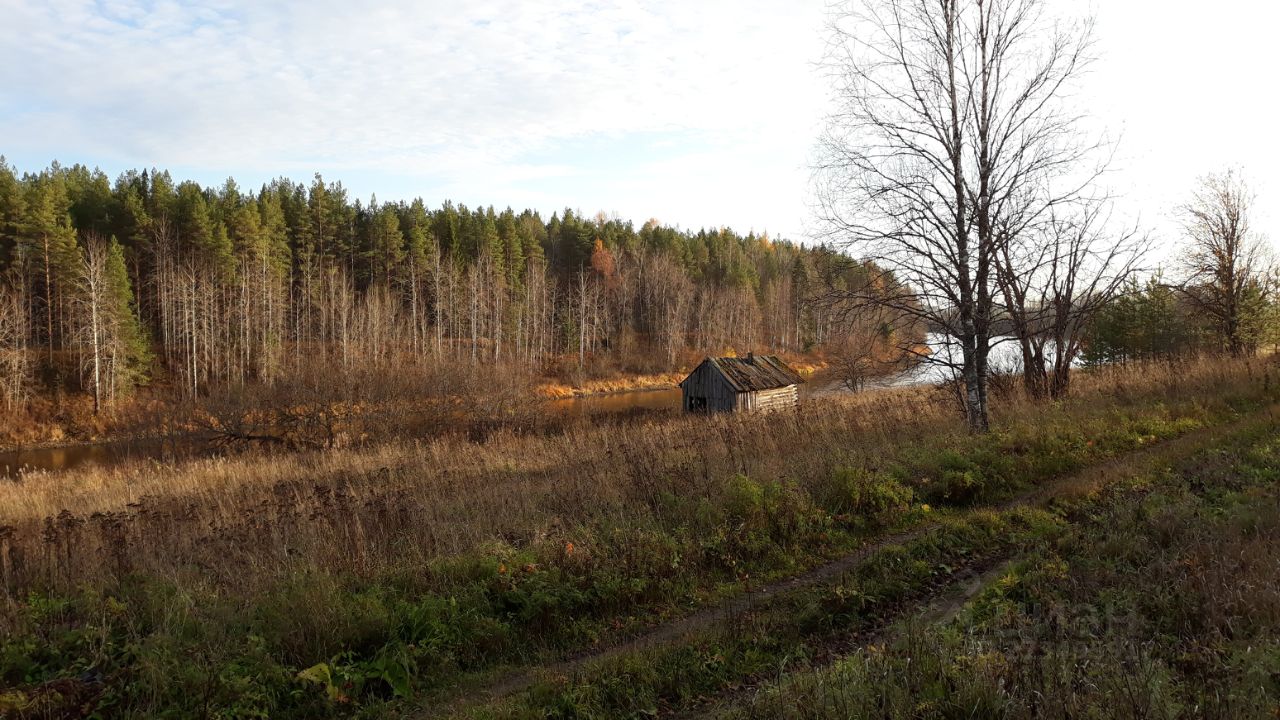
[103, 236, 151, 392]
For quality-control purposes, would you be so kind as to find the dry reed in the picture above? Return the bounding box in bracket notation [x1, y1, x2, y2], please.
[0, 356, 1271, 601]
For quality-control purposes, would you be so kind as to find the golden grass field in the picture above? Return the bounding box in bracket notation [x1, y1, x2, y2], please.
[2, 356, 1270, 595]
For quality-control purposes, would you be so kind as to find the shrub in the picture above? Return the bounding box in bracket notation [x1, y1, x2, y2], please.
[823, 467, 914, 523]
[724, 474, 767, 524]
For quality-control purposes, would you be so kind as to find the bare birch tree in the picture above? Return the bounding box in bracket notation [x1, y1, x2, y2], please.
[0, 281, 30, 411]
[77, 235, 112, 413]
[74, 233, 146, 413]
[996, 203, 1146, 397]
[643, 253, 694, 366]
[818, 0, 1096, 430]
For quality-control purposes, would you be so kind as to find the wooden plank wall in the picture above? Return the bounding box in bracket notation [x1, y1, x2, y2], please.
[683, 361, 800, 413]
[681, 363, 739, 412]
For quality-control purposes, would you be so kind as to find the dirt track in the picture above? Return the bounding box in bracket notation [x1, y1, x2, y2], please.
[416, 404, 1279, 718]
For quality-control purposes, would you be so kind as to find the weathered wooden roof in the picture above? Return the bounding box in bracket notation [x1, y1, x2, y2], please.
[683, 354, 804, 393]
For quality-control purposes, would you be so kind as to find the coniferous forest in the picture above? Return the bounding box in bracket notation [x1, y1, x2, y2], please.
[0, 160, 877, 422]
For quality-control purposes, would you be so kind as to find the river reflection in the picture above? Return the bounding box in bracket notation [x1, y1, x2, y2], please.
[0, 436, 217, 479]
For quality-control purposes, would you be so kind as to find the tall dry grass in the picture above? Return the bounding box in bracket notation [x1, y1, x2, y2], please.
[0, 350, 546, 451]
[0, 356, 1272, 601]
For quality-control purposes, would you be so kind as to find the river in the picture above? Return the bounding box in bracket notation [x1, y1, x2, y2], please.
[0, 435, 218, 479]
[872, 334, 1079, 387]
[2, 338, 1075, 478]
[544, 387, 684, 416]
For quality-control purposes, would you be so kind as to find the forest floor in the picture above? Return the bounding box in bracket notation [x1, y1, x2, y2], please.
[0, 357, 1276, 719]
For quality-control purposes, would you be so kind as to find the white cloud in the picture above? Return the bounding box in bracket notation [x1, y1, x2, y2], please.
[0, 0, 1275, 244]
[1081, 0, 1280, 256]
[0, 0, 827, 233]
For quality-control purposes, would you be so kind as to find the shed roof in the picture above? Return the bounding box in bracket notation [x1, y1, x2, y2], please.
[684, 354, 805, 393]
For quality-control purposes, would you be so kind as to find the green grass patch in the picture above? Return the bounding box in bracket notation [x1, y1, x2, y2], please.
[714, 420, 1280, 720]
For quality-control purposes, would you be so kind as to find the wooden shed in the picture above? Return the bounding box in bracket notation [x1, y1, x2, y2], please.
[679, 354, 804, 413]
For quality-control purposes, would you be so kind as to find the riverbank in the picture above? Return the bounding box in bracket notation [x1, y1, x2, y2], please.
[535, 351, 828, 399]
[534, 371, 686, 399]
[0, 357, 1272, 718]
[0, 352, 831, 473]
[0, 350, 834, 454]
[2, 385, 685, 477]
[0, 393, 183, 453]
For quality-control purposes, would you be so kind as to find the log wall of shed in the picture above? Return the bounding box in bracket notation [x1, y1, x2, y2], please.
[737, 385, 799, 412]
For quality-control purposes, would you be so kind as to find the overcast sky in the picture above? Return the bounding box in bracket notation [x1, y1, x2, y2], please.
[0, 0, 1275, 251]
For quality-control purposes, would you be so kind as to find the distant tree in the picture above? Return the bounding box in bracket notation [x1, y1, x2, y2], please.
[1259, 289, 1280, 353]
[641, 252, 694, 366]
[0, 158, 28, 272]
[0, 279, 31, 410]
[0, 159, 886, 407]
[1083, 273, 1209, 364]
[826, 302, 919, 392]
[23, 170, 80, 359]
[365, 204, 404, 288]
[175, 181, 234, 277]
[1175, 171, 1273, 356]
[997, 204, 1147, 397]
[589, 238, 618, 285]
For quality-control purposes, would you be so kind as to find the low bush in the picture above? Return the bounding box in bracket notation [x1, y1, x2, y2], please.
[822, 467, 914, 522]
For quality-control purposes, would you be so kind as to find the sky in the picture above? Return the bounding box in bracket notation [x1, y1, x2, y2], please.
[0, 0, 1275, 251]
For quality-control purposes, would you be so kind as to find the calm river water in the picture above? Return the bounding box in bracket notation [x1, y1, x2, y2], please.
[0, 436, 217, 479]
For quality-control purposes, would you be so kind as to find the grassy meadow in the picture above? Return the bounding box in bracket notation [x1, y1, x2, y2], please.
[0, 357, 1277, 718]
[709, 414, 1280, 720]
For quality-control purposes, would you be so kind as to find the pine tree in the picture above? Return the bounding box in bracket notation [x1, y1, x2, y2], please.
[0, 158, 27, 272]
[23, 171, 79, 358]
[366, 204, 405, 287]
[257, 190, 292, 280]
[64, 165, 114, 235]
